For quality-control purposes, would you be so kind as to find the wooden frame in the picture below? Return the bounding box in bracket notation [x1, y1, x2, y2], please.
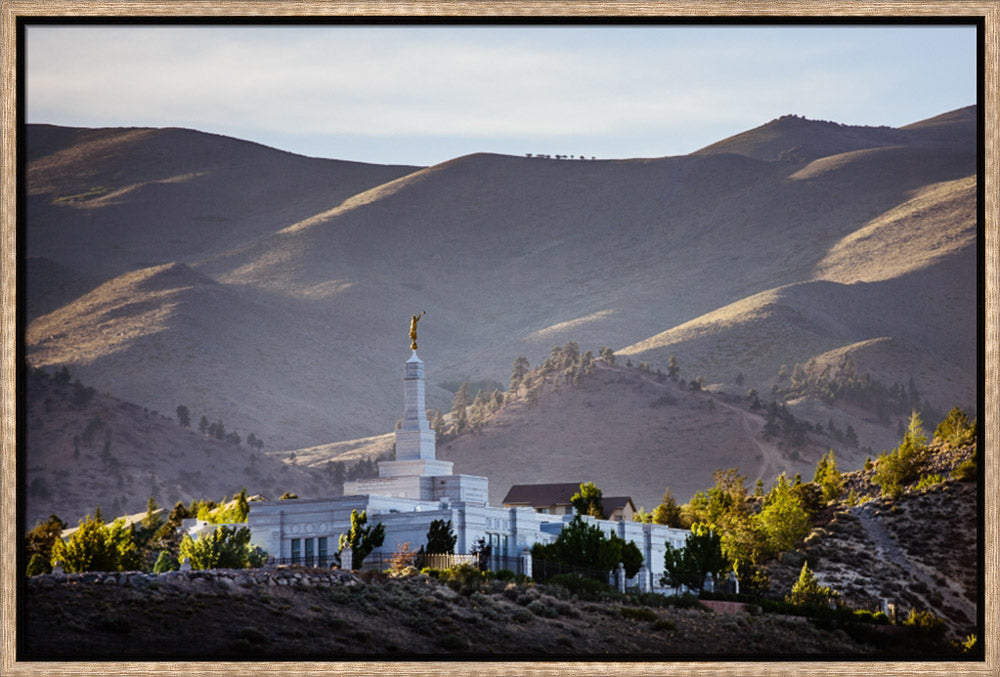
[2, 2, 996, 675]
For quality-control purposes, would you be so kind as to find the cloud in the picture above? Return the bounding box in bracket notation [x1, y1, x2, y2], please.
[26, 24, 976, 163]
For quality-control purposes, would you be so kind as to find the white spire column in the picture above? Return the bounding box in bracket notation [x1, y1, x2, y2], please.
[395, 352, 436, 461]
[376, 350, 453, 479]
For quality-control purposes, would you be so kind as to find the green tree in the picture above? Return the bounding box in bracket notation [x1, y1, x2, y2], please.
[571, 481, 605, 519]
[660, 523, 727, 591]
[874, 410, 929, 498]
[176, 405, 191, 427]
[814, 450, 844, 502]
[25, 514, 67, 574]
[598, 347, 616, 365]
[934, 407, 976, 448]
[755, 474, 811, 553]
[51, 515, 141, 573]
[425, 519, 457, 554]
[152, 550, 178, 573]
[179, 525, 263, 570]
[338, 509, 385, 569]
[667, 355, 680, 380]
[510, 356, 531, 391]
[141, 496, 163, 531]
[26, 553, 49, 577]
[651, 488, 684, 527]
[532, 516, 622, 578]
[610, 535, 644, 578]
[787, 561, 836, 610]
[211, 488, 250, 524]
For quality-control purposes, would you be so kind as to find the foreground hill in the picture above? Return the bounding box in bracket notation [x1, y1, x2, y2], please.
[24, 106, 979, 524]
[24, 564, 961, 659]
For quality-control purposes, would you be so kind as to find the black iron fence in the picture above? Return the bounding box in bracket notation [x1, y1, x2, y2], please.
[531, 557, 613, 585]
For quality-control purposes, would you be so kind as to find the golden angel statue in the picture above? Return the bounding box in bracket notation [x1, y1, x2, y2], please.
[409, 311, 426, 350]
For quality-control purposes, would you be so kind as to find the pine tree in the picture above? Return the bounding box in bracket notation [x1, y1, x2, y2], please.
[787, 561, 836, 609]
[651, 488, 683, 527]
[425, 519, 457, 554]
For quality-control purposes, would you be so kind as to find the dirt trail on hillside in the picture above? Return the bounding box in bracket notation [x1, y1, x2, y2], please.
[603, 363, 781, 486]
[854, 507, 975, 623]
[734, 408, 784, 484]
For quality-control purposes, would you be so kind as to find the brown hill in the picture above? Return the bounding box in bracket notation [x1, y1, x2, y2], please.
[22, 367, 326, 530]
[26, 124, 421, 280]
[23, 106, 979, 524]
[434, 358, 859, 509]
[693, 106, 975, 161]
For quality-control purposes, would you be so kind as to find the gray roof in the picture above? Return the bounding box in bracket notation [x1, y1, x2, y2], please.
[502, 483, 635, 513]
[501, 482, 583, 506]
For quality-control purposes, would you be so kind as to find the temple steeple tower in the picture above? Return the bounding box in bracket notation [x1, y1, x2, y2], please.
[341, 313, 486, 504]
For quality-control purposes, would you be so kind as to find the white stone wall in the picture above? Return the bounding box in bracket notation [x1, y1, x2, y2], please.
[249, 494, 689, 587]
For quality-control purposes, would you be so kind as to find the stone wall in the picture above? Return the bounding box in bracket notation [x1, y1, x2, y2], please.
[27, 566, 361, 594]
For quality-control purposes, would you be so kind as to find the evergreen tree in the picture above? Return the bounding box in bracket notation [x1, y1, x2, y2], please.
[51, 515, 141, 572]
[755, 474, 811, 553]
[152, 550, 178, 573]
[179, 525, 263, 570]
[25, 514, 67, 575]
[199, 416, 209, 435]
[787, 561, 837, 609]
[667, 355, 680, 380]
[532, 516, 622, 578]
[934, 407, 977, 448]
[651, 488, 684, 527]
[874, 410, 929, 498]
[338, 509, 385, 569]
[570, 482, 605, 519]
[509, 356, 530, 391]
[176, 405, 191, 427]
[661, 523, 727, 591]
[425, 519, 457, 554]
[814, 450, 844, 502]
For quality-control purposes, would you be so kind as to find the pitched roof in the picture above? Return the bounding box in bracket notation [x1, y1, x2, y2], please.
[502, 482, 583, 506]
[602, 496, 637, 513]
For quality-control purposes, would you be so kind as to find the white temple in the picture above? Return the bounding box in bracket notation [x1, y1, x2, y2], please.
[248, 323, 688, 589]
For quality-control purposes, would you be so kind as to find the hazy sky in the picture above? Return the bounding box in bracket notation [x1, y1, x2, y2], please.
[26, 23, 978, 166]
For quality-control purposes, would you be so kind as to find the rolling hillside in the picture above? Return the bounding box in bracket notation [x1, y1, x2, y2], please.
[23, 106, 979, 527]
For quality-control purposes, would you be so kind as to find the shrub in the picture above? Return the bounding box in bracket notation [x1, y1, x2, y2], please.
[652, 619, 676, 632]
[902, 608, 947, 641]
[544, 573, 613, 599]
[237, 625, 270, 646]
[179, 525, 261, 570]
[26, 553, 50, 577]
[439, 563, 485, 595]
[527, 599, 556, 617]
[952, 455, 977, 481]
[915, 474, 945, 490]
[512, 607, 534, 623]
[619, 606, 658, 622]
[152, 550, 178, 573]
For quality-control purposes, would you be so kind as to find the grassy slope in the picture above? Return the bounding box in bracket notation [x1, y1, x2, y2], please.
[23, 568, 955, 659]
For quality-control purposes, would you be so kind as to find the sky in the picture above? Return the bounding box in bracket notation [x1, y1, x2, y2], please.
[25, 23, 978, 167]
